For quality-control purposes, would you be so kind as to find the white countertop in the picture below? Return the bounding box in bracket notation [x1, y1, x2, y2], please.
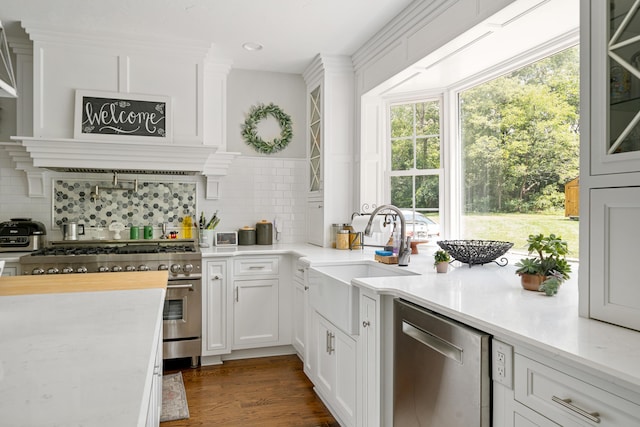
[0, 287, 164, 426]
[203, 243, 640, 395]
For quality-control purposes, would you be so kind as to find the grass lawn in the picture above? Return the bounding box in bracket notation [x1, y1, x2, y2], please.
[461, 213, 580, 259]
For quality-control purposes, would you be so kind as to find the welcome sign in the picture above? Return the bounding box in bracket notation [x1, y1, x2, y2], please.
[74, 90, 172, 141]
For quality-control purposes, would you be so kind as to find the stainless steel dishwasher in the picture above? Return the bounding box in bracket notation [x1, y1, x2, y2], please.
[394, 299, 491, 426]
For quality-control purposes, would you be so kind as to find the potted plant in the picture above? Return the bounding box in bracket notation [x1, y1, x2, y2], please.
[515, 233, 572, 295]
[434, 250, 451, 273]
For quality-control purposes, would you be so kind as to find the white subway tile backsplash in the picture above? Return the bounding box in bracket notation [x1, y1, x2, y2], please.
[204, 156, 307, 243]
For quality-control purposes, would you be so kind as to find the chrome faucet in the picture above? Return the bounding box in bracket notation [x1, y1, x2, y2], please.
[364, 204, 411, 266]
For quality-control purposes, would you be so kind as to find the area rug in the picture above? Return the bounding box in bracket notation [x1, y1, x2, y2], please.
[160, 372, 190, 422]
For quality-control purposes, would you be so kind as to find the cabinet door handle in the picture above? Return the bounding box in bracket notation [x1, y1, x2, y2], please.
[304, 285, 309, 291]
[325, 330, 330, 353]
[212, 275, 220, 280]
[235, 287, 239, 302]
[329, 332, 335, 354]
[551, 396, 601, 424]
[362, 320, 370, 328]
[297, 268, 305, 273]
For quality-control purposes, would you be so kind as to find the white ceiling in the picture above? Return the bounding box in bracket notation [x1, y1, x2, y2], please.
[0, 0, 415, 74]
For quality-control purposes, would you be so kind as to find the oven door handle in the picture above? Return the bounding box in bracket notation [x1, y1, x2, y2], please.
[167, 283, 194, 290]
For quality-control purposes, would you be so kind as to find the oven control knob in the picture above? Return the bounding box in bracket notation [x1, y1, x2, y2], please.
[183, 264, 194, 274]
[138, 265, 150, 272]
[32, 268, 45, 275]
[111, 265, 123, 272]
[158, 264, 169, 271]
[98, 266, 110, 273]
[47, 267, 59, 274]
[170, 264, 182, 274]
[76, 266, 88, 274]
[62, 266, 74, 274]
[125, 265, 136, 272]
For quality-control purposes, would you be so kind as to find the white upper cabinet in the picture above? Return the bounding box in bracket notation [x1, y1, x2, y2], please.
[302, 55, 355, 247]
[581, 0, 640, 331]
[589, 0, 640, 176]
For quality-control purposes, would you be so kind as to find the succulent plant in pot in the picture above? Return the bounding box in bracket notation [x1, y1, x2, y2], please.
[515, 233, 572, 295]
[434, 249, 451, 273]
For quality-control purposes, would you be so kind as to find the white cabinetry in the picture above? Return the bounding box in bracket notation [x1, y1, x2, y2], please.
[514, 353, 640, 426]
[581, 0, 640, 330]
[589, 187, 640, 330]
[312, 312, 357, 427]
[202, 260, 230, 356]
[1, 261, 19, 276]
[231, 256, 289, 350]
[302, 55, 355, 247]
[292, 260, 308, 359]
[307, 198, 324, 247]
[358, 293, 379, 427]
[201, 255, 293, 365]
[233, 278, 279, 348]
[494, 344, 640, 427]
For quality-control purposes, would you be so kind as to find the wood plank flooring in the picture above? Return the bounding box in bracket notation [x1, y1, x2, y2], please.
[162, 355, 339, 427]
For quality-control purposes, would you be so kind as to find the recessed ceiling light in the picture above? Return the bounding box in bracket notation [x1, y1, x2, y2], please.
[242, 42, 263, 52]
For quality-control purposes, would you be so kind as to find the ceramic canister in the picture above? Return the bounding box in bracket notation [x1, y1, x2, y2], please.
[256, 220, 273, 245]
[238, 226, 256, 245]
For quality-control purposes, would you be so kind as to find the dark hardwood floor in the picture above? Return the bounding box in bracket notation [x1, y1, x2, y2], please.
[162, 355, 339, 427]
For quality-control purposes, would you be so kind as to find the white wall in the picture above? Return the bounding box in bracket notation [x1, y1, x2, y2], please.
[197, 157, 307, 243]
[227, 69, 306, 158]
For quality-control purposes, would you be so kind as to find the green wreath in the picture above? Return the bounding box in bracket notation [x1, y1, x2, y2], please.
[241, 103, 293, 154]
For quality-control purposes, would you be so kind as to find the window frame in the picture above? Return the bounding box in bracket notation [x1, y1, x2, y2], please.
[383, 32, 579, 242]
[385, 94, 445, 218]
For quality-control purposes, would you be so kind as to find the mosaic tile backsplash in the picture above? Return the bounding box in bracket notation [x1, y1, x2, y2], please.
[53, 180, 196, 229]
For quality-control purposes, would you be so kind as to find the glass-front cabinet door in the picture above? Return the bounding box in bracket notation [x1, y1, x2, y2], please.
[309, 86, 322, 192]
[592, 0, 640, 174]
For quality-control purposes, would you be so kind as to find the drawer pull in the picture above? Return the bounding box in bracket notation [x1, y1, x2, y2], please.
[167, 283, 194, 290]
[551, 396, 601, 423]
[249, 265, 266, 270]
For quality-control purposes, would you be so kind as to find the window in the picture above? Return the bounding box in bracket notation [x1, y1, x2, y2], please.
[385, 47, 579, 256]
[388, 100, 442, 240]
[458, 46, 580, 256]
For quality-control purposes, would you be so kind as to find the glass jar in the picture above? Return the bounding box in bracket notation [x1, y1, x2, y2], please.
[336, 230, 350, 250]
[331, 223, 344, 248]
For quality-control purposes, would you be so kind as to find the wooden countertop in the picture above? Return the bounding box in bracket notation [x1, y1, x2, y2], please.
[0, 271, 168, 296]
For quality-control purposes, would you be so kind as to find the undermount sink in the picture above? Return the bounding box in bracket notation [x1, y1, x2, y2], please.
[308, 262, 419, 335]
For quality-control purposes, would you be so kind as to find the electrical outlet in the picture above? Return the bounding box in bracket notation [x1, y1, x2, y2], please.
[492, 339, 514, 389]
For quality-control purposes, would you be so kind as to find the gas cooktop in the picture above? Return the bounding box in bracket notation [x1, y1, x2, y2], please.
[30, 239, 198, 256]
[19, 239, 201, 276]
[30, 244, 197, 256]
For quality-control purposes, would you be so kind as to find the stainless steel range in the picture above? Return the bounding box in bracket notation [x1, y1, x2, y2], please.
[19, 239, 202, 367]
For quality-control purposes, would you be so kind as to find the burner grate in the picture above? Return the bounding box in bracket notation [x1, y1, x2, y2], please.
[33, 239, 198, 255]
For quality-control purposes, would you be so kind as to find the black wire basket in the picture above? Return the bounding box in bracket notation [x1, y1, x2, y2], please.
[437, 240, 514, 267]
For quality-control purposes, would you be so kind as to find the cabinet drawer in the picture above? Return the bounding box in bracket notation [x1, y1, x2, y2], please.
[293, 261, 306, 282]
[233, 257, 279, 276]
[515, 354, 640, 426]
